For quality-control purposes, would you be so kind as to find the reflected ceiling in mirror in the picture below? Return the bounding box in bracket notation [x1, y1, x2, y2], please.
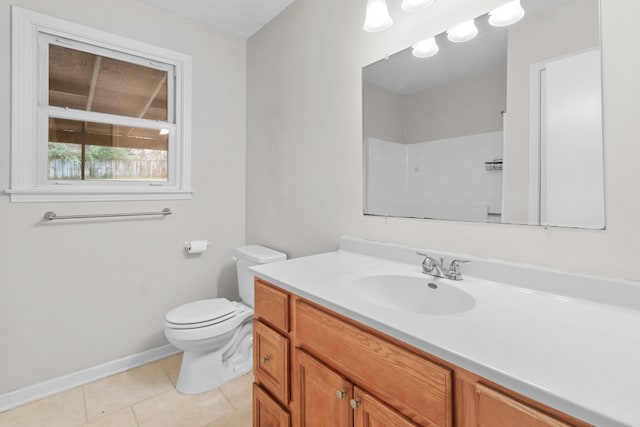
[362, 0, 604, 229]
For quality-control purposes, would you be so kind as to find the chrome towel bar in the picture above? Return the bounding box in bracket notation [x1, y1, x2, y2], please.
[43, 208, 172, 221]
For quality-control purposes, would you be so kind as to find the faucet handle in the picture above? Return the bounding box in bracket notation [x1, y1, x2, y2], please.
[448, 259, 469, 279]
[416, 251, 439, 264]
[416, 251, 438, 274]
[416, 251, 441, 261]
[416, 251, 431, 263]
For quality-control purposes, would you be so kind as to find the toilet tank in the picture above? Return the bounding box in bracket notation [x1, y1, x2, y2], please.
[235, 245, 287, 307]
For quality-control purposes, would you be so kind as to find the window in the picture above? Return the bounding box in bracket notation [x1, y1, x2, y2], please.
[10, 7, 192, 202]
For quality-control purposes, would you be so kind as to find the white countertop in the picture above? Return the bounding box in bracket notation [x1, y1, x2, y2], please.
[251, 241, 640, 427]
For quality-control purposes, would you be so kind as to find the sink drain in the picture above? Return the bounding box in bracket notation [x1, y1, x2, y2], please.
[428, 283, 438, 289]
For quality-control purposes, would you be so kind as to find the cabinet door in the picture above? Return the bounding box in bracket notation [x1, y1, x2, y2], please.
[254, 320, 290, 405]
[297, 349, 352, 427]
[253, 383, 290, 427]
[476, 384, 571, 427]
[353, 386, 419, 427]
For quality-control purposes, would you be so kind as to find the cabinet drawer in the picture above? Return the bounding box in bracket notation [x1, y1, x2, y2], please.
[255, 279, 289, 333]
[296, 300, 452, 427]
[476, 384, 571, 427]
[254, 320, 290, 405]
[253, 383, 290, 427]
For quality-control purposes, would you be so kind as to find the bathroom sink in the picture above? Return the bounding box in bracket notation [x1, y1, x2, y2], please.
[347, 274, 475, 315]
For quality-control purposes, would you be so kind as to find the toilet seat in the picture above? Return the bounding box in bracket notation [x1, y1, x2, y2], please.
[165, 302, 253, 343]
[165, 298, 238, 330]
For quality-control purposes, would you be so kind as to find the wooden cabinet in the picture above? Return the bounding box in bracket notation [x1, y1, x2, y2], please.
[353, 387, 419, 427]
[253, 279, 291, 426]
[254, 320, 289, 405]
[296, 349, 418, 427]
[296, 349, 351, 427]
[296, 300, 452, 426]
[254, 383, 290, 427]
[255, 279, 289, 333]
[252, 278, 591, 427]
[476, 384, 571, 427]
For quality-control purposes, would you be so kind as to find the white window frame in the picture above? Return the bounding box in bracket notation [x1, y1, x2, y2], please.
[9, 6, 193, 202]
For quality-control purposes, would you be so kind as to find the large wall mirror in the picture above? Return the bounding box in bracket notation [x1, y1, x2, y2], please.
[363, 0, 604, 228]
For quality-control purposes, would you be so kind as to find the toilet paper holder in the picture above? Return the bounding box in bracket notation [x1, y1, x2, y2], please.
[184, 240, 211, 254]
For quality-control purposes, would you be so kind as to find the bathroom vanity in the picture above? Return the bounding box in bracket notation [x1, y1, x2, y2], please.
[250, 237, 640, 427]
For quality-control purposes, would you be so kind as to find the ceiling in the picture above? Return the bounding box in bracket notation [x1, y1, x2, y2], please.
[136, 0, 297, 38]
[363, 29, 507, 95]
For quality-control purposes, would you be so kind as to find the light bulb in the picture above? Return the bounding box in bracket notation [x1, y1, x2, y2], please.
[401, 0, 435, 12]
[363, 0, 393, 32]
[447, 19, 478, 43]
[412, 37, 439, 58]
[489, 0, 525, 27]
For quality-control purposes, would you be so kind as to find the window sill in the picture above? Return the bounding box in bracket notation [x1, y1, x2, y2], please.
[5, 187, 193, 203]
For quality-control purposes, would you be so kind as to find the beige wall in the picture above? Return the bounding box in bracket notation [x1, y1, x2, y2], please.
[363, 82, 404, 144]
[402, 67, 506, 144]
[246, 0, 640, 280]
[0, 1, 246, 393]
[364, 67, 506, 145]
[502, 0, 601, 223]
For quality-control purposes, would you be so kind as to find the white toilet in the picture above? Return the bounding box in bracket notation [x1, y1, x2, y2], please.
[164, 245, 286, 394]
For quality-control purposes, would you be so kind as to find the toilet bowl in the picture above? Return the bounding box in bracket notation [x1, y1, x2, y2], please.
[164, 245, 286, 394]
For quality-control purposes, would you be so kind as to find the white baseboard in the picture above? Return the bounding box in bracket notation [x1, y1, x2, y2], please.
[0, 344, 181, 412]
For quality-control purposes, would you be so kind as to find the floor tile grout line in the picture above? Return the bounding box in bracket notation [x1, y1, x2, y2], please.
[159, 356, 177, 386]
[83, 365, 176, 423]
[81, 385, 89, 424]
[220, 379, 251, 410]
[130, 404, 141, 427]
[131, 387, 176, 411]
[219, 390, 235, 410]
[115, 387, 175, 427]
[153, 352, 181, 387]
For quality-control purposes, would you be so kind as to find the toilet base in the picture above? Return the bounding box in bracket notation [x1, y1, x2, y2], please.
[175, 323, 253, 394]
[176, 351, 221, 394]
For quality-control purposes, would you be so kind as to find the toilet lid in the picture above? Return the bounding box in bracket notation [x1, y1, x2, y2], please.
[165, 298, 236, 326]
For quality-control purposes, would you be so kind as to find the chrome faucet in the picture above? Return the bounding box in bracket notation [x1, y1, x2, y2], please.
[416, 251, 469, 281]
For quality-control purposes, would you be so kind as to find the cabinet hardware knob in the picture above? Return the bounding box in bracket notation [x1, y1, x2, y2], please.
[260, 356, 270, 364]
[336, 389, 346, 399]
[349, 398, 361, 409]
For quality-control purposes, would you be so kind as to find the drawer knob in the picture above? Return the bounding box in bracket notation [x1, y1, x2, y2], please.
[260, 356, 270, 364]
[336, 389, 346, 400]
[349, 398, 361, 410]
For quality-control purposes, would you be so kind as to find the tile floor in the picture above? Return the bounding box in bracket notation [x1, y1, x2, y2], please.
[0, 353, 253, 427]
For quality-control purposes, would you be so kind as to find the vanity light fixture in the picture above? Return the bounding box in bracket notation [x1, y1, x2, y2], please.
[364, 0, 437, 32]
[401, 0, 435, 12]
[412, 36, 439, 58]
[446, 19, 478, 43]
[488, 0, 525, 27]
[363, 0, 394, 32]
